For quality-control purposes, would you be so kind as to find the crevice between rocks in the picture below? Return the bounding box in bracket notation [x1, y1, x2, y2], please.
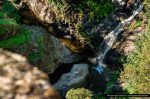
[48, 63, 74, 84]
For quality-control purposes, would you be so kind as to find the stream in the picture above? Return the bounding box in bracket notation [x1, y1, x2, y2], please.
[91, 0, 143, 93]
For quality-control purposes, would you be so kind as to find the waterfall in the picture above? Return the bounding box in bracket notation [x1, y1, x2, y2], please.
[92, 0, 143, 75]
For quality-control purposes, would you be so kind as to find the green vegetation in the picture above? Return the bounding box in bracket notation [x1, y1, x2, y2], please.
[66, 88, 93, 99]
[48, 0, 114, 41]
[118, 1, 150, 94]
[0, 0, 20, 36]
[0, 0, 20, 21]
[74, 0, 114, 19]
[1, 0, 149, 96]
[104, 69, 121, 94]
[76, 0, 114, 41]
[0, 19, 17, 25]
[0, 0, 30, 48]
[0, 1, 19, 34]
[120, 20, 150, 94]
[0, 0, 38, 64]
[0, 28, 31, 48]
[144, 0, 150, 17]
[0, 23, 19, 36]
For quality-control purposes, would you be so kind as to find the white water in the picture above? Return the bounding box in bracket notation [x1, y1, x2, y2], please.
[94, 1, 143, 73]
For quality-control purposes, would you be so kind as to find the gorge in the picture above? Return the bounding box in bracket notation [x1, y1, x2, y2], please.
[92, 0, 143, 83]
[0, 0, 149, 98]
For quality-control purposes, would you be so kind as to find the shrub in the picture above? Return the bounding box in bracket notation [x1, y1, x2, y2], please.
[66, 88, 93, 99]
[120, 19, 150, 94]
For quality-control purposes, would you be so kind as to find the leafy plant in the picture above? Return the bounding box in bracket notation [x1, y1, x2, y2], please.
[66, 88, 93, 99]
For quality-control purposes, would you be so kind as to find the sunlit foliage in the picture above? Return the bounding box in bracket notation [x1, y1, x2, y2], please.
[66, 88, 93, 99]
[120, 19, 150, 94]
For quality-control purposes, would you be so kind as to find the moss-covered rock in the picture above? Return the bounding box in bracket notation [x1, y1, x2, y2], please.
[1, 25, 76, 74]
[0, 1, 78, 74]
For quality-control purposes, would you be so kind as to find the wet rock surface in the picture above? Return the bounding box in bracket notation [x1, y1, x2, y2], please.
[54, 64, 89, 96]
[0, 49, 60, 99]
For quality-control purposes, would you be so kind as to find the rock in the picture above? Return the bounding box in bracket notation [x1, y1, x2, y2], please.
[112, 0, 126, 6]
[54, 64, 89, 96]
[122, 36, 135, 55]
[116, 35, 136, 56]
[112, 0, 136, 7]
[25, 26, 75, 74]
[0, 49, 60, 99]
[2, 25, 76, 74]
[14, 0, 95, 53]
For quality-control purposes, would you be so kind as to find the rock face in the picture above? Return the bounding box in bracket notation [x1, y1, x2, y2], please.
[24, 26, 74, 74]
[119, 35, 136, 55]
[54, 64, 89, 96]
[14, 0, 86, 53]
[0, 49, 60, 99]
[2, 25, 75, 74]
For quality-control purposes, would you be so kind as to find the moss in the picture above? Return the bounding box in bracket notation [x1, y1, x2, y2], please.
[0, 0, 30, 49]
[26, 27, 46, 64]
[36, 36, 45, 61]
[0, 0, 20, 21]
[0, 12, 7, 19]
[0, 1, 45, 67]
[0, 27, 31, 48]
[0, 19, 19, 36]
[0, 19, 17, 25]
[0, 0, 20, 36]
[0, 25, 18, 36]
[28, 53, 39, 63]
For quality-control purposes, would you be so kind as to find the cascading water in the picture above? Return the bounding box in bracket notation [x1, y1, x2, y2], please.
[91, 0, 143, 91]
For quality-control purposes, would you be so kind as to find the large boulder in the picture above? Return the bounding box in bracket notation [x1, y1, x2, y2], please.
[0, 25, 76, 74]
[0, 49, 60, 99]
[54, 64, 89, 96]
